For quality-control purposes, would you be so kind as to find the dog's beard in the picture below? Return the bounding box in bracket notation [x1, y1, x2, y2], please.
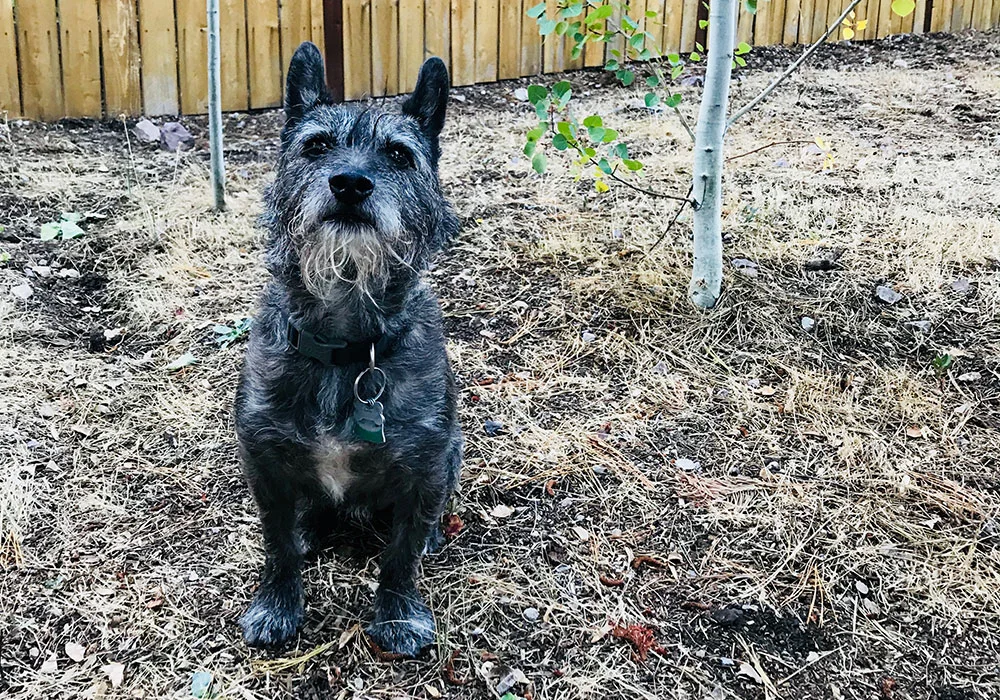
[293, 215, 415, 307]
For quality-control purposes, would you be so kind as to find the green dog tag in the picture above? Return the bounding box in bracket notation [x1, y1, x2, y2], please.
[352, 398, 386, 444]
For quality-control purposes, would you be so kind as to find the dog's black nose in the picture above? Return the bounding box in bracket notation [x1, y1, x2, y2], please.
[329, 172, 374, 204]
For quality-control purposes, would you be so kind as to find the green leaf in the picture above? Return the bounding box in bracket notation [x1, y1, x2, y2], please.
[646, 74, 660, 87]
[629, 34, 644, 49]
[595, 178, 610, 193]
[667, 53, 681, 65]
[665, 92, 682, 108]
[695, 42, 704, 52]
[59, 221, 86, 239]
[601, 128, 618, 142]
[532, 151, 547, 174]
[587, 126, 606, 142]
[891, 0, 915, 14]
[689, 51, 701, 61]
[612, 143, 628, 159]
[570, 45, 583, 59]
[644, 92, 660, 108]
[583, 146, 597, 157]
[527, 85, 548, 105]
[523, 140, 537, 157]
[535, 101, 550, 119]
[191, 671, 214, 699]
[604, 58, 619, 71]
[555, 20, 569, 34]
[671, 63, 683, 79]
[597, 158, 612, 174]
[616, 69, 635, 86]
[735, 55, 747, 67]
[638, 48, 651, 60]
[736, 41, 752, 55]
[39, 222, 61, 241]
[553, 133, 570, 150]
[166, 352, 197, 372]
[699, 19, 709, 28]
[61, 212, 83, 223]
[622, 159, 644, 171]
[744, 0, 757, 13]
[526, 123, 546, 141]
[586, 4, 613, 22]
[582, 114, 603, 128]
[621, 15, 638, 31]
[560, 2, 584, 17]
[539, 18, 557, 34]
[553, 80, 572, 100]
[527, 2, 547, 18]
[646, 9, 658, 17]
[556, 120, 576, 139]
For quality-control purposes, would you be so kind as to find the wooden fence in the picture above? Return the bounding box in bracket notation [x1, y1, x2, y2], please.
[1, 0, 997, 120]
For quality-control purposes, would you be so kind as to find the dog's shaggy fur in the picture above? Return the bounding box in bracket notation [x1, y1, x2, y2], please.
[234, 43, 462, 657]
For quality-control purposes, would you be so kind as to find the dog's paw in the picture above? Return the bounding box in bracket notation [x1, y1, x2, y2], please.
[240, 589, 303, 648]
[366, 592, 435, 657]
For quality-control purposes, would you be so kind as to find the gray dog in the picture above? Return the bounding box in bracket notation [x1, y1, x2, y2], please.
[234, 42, 462, 657]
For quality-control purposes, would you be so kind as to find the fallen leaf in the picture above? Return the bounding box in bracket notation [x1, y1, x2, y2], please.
[571, 525, 590, 542]
[102, 662, 125, 688]
[875, 285, 903, 304]
[738, 661, 763, 684]
[490, 504, 514, 519]
[65, 642, 86, 662]
[190, 671, 213, 699]
[443, 513, 464, 539]
[905, 425, 924, 439]
[165, 352, 197, 372]
[425, 684, 442, 698]
[41, 653, 58, 673]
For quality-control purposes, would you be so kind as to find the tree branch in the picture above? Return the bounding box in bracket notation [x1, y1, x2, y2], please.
[641, 185, 695, 258]
[726, 0, 864, 130]
[725, 139, 814, 162]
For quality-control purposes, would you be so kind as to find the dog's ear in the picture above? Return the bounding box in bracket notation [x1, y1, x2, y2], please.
[402, 57, 449, 140]
[285, 42, 329, 122]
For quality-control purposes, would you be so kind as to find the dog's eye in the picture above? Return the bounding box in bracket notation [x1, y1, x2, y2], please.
[302, 136, 335, 160]
[386, 143, 414, 169]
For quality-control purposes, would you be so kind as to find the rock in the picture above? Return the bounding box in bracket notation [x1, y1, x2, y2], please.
[958, 372, 981, 382]
[31, 265, 52, 277]
[160, 122, 195, 152]
[133, 118, 161, 144]
[676, 458, 701, 472]
[801, 316, 816, 331]
[483, 419, 504, 436]
[731, 258, 758, 277]
[710, 607, 744, 628]
[522, 607, 539, 622]
[10, 282, 32, 299]
[581, 330, 597, 343]
[875, 285, 903, 304]
[951, 277, 971, 293]
[513, 87, 529, 101]
[58, 268, 80, 278]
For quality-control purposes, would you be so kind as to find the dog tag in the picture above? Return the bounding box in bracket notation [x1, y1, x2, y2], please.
[353, 398, 386, 444]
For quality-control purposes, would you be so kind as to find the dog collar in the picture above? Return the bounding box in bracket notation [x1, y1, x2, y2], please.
[285, 318, 395, 366]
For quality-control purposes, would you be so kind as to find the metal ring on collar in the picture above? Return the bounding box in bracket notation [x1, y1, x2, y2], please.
[354, 366, 387, 403]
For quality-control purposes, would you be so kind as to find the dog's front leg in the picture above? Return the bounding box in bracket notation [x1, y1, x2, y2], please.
[239, 446, 306, 648]
[366, 477, 447, 657]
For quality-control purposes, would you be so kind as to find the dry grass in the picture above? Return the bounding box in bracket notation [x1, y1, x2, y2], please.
[1, 30, 999, 700]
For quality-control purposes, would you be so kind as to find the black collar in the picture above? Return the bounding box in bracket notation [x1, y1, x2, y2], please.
[286, 318, 396, 366]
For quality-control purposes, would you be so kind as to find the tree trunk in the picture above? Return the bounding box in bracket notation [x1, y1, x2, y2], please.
[688, 0, 736, 309]
[207, 0, 226, 211]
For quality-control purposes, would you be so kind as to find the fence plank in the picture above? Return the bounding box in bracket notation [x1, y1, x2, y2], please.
[371, 0, 399, 94]
[0, 0, 20, 116]
[736, 3, 754, 46]
[499, 0, 522, 77]
[281, 0, 314, 65]
[425, 0, 450, 73]
[18, 0, 64, 119]
[911, 0, 926, 31]
[783, 0, 801, 42]
[543, 0, 564, 73]
[769, 0, 787, 43]
[955, 0, 974, 28]
[400, 0, 425, 90]
[311, 0, 325, 52]
[343, 0, 372, 97]
[810, 0, 829, 43]
[176, 0, 209, 114]
[876, 0, 892, 37]
[583, 11, 605, 67]
[646, 0, 667, 55]
[664, 0, 684, 53]
[520, 0, 542, 75]
[99, 0, 141, 116]
[476, 0, 499, 81]
[247, 0, 282, 107]
[680, 0, 698, 51]
[992, 0, 1000, 29]
[451, 0, 475, 84]
[754, 0, 774, 44]
[930, 0, 952, 30]
[824, 0, 843, 41]
[798, 0, 814, 41]
[59, 0, 102, 117]
[971, 0, 990, 28]
[139, 0, 179, 115]
[220, 0, 249, 110]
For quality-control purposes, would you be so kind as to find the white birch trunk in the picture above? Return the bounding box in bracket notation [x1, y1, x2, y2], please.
[207, 0, 226, 211]
[688, 0, 737, 309]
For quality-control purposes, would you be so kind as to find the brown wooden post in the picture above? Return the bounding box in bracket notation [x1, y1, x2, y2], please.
[323, 0, 346, 101]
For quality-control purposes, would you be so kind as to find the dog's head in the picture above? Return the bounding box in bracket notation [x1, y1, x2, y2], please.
[265, 42, 456, 305]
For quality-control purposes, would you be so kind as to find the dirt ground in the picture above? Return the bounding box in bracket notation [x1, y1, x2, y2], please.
[1, 29, 999, 700]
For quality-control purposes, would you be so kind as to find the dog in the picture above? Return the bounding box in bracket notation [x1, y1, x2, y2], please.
[234, 42, 462, 657]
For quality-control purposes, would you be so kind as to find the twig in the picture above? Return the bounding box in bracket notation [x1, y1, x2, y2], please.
[726, 0, 865, 129]
[671, 105, 696, 142]
[641, 184, 694, 258]
[725, 139, 814, 162]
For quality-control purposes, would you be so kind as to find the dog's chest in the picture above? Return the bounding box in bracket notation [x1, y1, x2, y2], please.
[312, 438, 362, 501]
